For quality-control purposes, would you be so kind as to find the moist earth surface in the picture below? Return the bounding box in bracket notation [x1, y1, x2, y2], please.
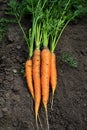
[0, 1, 87, 130]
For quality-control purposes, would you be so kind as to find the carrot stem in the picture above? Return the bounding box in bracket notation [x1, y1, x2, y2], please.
[51, 18, 71, 52]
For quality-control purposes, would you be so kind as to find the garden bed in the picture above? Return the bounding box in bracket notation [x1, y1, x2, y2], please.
[0, 1, 87, 130]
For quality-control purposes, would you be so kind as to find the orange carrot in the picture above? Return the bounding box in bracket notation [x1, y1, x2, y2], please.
[41, 48, 51, 130]
[25, 59, 34, 99]
[25, 58, 43, 130]
[50, 53, 57, 110]
[41, 48, 51, 108]
[33, 49, 41, 123]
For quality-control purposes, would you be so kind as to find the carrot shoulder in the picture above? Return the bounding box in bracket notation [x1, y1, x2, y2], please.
[33, 49, 41, 121]
[25, 59, 34, 99]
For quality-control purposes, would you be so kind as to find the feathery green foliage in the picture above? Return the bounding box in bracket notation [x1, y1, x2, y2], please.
[1, 0, 87, 54]
[0, 18, 16, 41]
[0, 18, 8, 41]
[49, 0, 87, 52]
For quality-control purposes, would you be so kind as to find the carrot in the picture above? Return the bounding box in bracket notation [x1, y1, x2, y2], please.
[41, 48, 51, 130]
[33, 49, 41, 126]
[33, 23, 42, 129]
[50, 53, 57, 110]
[25, 57, 43, 130]
[25, 58, 34, 99]
[41, 48, 50, 108]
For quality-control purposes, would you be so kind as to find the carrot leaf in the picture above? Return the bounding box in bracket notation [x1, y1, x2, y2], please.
[50, 0, 87, 52]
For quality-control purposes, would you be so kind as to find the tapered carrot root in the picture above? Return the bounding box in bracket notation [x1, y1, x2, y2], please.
[25, 59, 34, 99]
[41, 48, 51, 107]
[25, 57, 43, 130]
[41, 48, 51, 130]
[33, 49, 41, 123]
[50, 53, 57, 110]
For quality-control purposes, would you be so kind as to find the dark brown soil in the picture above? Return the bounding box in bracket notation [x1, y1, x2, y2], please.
[0, 1, 87, 130]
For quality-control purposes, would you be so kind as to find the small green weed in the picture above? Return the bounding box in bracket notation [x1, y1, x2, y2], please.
[62, 53, 78, 68]
[0, 18, 9, 41]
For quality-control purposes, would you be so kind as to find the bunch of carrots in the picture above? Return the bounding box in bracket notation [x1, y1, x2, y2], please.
[25, 1, 58, 129]
[6, 0, 87, 129]
[25, 25, 57, 129]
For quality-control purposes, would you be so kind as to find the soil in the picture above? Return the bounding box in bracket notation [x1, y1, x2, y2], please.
[0, 1, 87, 130]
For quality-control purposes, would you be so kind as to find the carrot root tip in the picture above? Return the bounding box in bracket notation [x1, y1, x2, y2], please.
[36, 115, 39, 130]
[45, 107, 49, 130]
[51, 90, 55, 111]
[38, 115, 44, 130]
